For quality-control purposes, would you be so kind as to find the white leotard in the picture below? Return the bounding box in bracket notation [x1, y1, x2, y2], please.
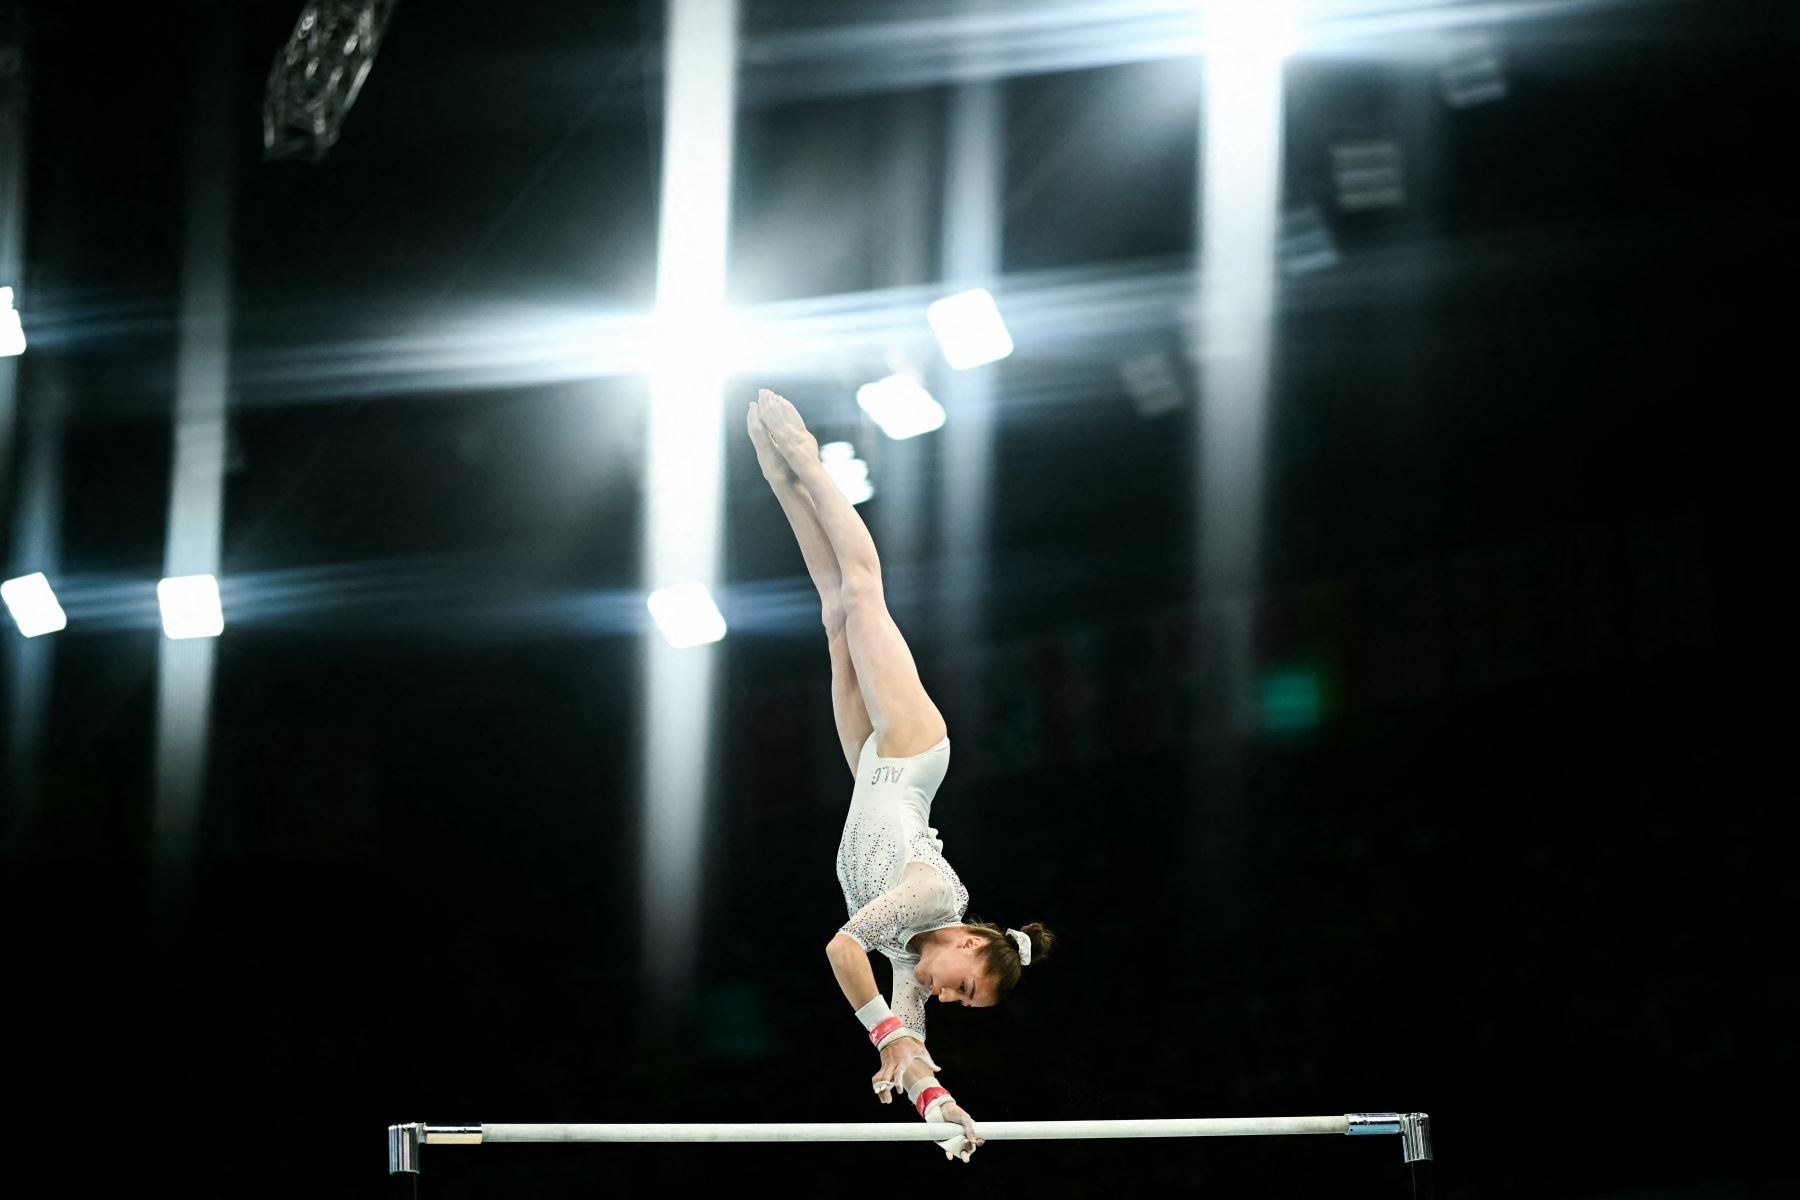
[835, 730, 969, 1041]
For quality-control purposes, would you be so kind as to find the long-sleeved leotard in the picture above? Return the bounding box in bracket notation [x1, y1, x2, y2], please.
[835, 730, 968, 1042]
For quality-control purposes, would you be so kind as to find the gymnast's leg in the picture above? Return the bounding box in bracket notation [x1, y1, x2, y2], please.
[756, 390, 946, 761]
[747, 398, 873, 777]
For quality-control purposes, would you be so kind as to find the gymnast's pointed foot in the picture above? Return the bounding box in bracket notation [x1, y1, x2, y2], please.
[746, 398, 793, 484]
[755, 388, 820, 473]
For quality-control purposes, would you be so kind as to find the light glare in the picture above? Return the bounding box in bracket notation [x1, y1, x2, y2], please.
[157, 574, 225, 640]
[927, 288, 1014, 370]
[2, 572, 67, 637]
[819, 441, 875, 506]
[1204, 0, 1297, 61]
[646, 582, 727, 649]
[855, 374, 946, 440]
[1, 285, 24, 357]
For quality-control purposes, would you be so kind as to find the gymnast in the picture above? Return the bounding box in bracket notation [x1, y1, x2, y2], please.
[746, 388, 1057, 1164]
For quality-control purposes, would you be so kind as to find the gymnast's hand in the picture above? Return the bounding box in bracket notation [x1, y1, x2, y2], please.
[871, 1036, 938, 1104]
[929, 1101, 983, 1163]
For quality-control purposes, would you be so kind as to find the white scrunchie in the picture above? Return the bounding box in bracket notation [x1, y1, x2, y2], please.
[1004, 927, 1032, 966]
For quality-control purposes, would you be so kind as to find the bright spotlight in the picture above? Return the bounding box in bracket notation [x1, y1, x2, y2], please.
[927, 288, 1014, 370]
[646, 582, 727, 649]
[1, 286, 24, 357]
[819, 441, 875, 506]
[855, 374, 946, 440]
[649, 305, 753, 380]
[157, 574, 225, 640]
[2, 572, 67, 637]
[1203, 0, 1297, 61]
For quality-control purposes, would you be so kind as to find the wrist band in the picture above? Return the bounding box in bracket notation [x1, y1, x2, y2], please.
[906, 1073, 953, 1120]
[855, 997, 921, 1051]
[854, 996, 892, 1032]
[876, 1023, 924, 1051]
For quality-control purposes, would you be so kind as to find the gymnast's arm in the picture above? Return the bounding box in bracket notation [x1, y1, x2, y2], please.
[827, 934, 941, 1101]
[823, 934, 930, 1040]
[883, 963, 982, 1159]
[887, 972, 940, 1089]
[826, 932, 882, 1010]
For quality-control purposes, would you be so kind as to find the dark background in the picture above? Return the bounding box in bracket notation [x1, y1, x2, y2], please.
[2, 1, 1792, 1196]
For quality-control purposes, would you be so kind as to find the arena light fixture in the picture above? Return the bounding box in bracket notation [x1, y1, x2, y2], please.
[926, 288, 1013, 370]
[646, 582, 727, 650]
[855, 374, 945, 440]
[157, 574, 225, 640]
[0, 285, 24, 357]
[1, 572, 66, 637]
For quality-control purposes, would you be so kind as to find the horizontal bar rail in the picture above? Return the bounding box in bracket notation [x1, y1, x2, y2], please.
[388, 1112, 1432, 1175]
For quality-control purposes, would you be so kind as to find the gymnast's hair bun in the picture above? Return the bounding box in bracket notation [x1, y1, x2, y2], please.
[1020, 922, 1056, 964]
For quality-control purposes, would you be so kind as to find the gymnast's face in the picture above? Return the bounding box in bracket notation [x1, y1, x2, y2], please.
[915, 934, 997, 1008]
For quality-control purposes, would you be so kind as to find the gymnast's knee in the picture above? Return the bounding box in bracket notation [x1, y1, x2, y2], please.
[839, 567, 885, 611]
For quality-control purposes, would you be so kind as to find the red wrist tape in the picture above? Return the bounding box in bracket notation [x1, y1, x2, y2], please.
[914, 1086, 950, 1118]
[868, 1017, 904, 1047]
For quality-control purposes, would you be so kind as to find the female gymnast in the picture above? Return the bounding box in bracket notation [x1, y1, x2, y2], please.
[746, 388, 1057, 1164]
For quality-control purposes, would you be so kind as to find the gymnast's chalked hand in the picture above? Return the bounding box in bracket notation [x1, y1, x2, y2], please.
[872, 1036, 938, 1104]
[929, 1102, 982, 1163]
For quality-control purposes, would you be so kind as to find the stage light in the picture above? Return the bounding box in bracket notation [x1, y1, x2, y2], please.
[818, 442, 874, 506]
[855, 374, 945, 440]
[1202, 0, 1297, 62]
[646, 582, 727, 650]
[263, 0, 399, 161]
[640, 0, 741, 1003]
[1, 572, 65, 637]
[0, 285, 23, 357]
[157, 574, 224, 640]
[926, 288, 1013, 370]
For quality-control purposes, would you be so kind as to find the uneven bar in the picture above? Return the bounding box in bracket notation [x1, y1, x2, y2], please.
[487, 1116, 1349, 1142]
[389, 1113, 1432, 1175]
